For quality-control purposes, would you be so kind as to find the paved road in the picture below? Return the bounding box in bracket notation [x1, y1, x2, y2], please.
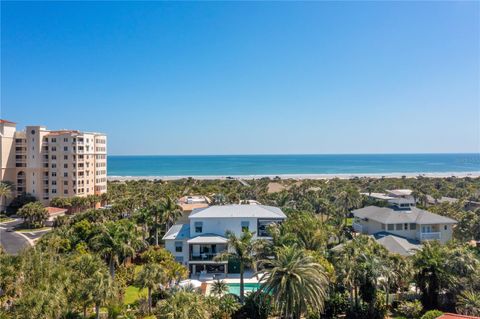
[0, 219, 31, 255]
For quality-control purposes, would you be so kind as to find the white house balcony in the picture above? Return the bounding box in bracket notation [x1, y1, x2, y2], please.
[420, 232, 441, 241]
[187, 235, 228, 262]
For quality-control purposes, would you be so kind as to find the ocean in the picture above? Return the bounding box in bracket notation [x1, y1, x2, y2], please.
[107, 153, 480, 177]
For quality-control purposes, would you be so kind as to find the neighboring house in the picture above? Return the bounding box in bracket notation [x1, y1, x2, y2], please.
[352, 204, 457, 245]
[177, 195, 210, 223]
[163, 204, 286, 276]
[363, 189, 416, 209]
[45, 206, 68, 227]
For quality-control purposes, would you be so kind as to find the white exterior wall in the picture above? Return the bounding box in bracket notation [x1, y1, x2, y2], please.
[165, 239, 189, 266]
[189, 217, 261, 238]
[358, 218, 454, 244]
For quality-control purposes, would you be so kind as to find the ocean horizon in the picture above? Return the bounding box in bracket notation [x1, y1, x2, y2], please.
[107, 153, 480, 177]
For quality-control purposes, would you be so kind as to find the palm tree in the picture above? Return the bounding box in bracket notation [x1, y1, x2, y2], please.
[156, 291, 209, 319]
[90, 220, 140, 278]
[161, 196, 182, 231]
[218, 295, 240, 319]
[216, 230, 259, 303]
[211, 279, 229, 297]
[148, 202, 164, 246]
[334, 187, 362, 227]
[136, 262, 164, 314]
[257, 245, 329, 319]
[413, 241, 447, 309]
[17, 201, 48, 228]
[457, 290, 480, 317]
[0, 182, 12, 213]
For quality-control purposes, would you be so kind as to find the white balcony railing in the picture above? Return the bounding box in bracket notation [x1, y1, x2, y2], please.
[420, 232, 441, 241]
[352, 223, 364, 233]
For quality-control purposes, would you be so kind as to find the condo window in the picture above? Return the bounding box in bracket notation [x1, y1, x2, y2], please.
[396, 224, 403, 231]
[52, 164, 56, 168]
[64, 164, 68, 168]
[387, 224, 394, 231]
[52, 147, 56, 151]
[444, 225, 447, 230]
[381, 224, 386, 230]
[64, 146, 68, 151]
[52, 138, 56, 142]
[410, 223, 417, 230]
[241, 221, 250, 232]
[64, 181, 68, 186]
[175, 241, 183, 252]
[64, 155, 68, 160]
[404, 223, 409, 230]
[195, 222, 203, 233]
[52, 189, 57, 194]
[64, 172, 68, 177]
[64, 190, 68, 195]
[64, 138, 68, 142]
[52, 172, 57, 177]
[52, 181, 57, 185]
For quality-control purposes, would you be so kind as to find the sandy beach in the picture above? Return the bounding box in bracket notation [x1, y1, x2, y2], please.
[108, 171, 480, 181]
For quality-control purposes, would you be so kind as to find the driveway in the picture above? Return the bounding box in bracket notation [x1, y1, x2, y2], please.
[0, 219, 32, 255]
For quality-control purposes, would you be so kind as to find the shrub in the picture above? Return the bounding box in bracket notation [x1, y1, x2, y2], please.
[421, 310, 443, 319]
[398, 300, 423, 319]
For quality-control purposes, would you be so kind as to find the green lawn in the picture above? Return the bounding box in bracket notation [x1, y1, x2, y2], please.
[0, 217, 15, 223]
[124, 286, 147, 305]
[16, 226, 51, 233]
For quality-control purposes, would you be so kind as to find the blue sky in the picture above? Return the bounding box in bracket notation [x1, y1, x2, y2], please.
[1, 1, 479, 155]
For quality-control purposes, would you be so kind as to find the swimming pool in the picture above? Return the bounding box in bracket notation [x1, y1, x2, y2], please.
[227, 283, 261, 296]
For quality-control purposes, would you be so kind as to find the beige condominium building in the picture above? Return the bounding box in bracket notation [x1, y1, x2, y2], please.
[0, 119, 107, 205]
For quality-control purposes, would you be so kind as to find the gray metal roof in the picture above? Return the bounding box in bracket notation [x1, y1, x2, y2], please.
[373, 232, 422, 256]
[162, 223, 190, 240]
[189, 204, 286, 219]
[187, 234, 228, 244]
[352, 206, 457, 225]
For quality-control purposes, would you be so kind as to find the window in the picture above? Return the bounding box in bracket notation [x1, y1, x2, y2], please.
[52, 172, 57, 177]
[64, 190, 68, 195]
[64, 155, 68, 160]
[404, 223, 409, 230]
[51, 146, 56, 151]
[444, 225, 448, 230]
[52, 155, 56, 160]
[387, 224, 395, 231]
[410, 223, 417, 230]
[64, 181, 68, 186]
[64, 163, 68, 168]
[175, 241, 183, 252]
[175, 256, 184, 263]
[64, 172, 68, 177]
[64, 146, 68, 151]
[194, 222, 203, 233]
[52, 189, 57, 194]
[396, 224, 403, 231]
[381, 224, 386, 230]
[64, 138, 68, 142]
[52, 163, 57, 168]
[241, 221, 250, 232]
[257, 219, 282, 237]
[51, 138, 56, 142]
[52, 181, 57, 185]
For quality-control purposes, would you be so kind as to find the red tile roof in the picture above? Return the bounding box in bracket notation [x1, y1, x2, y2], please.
[438, 313, 480, 319]
[46, 207, 68, 216]
[0, 119, 16, 124]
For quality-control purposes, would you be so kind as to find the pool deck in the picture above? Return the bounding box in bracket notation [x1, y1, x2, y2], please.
[199, 271, 264, 295]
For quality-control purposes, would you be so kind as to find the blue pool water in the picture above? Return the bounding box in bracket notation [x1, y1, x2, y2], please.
[107, 154, 479, 177]
[227, 283, 261, 296]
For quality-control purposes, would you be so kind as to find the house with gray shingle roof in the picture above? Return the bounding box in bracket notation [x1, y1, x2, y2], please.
[352, 204, 457, 246]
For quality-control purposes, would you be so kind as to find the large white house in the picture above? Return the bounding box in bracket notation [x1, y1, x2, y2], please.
[352, 199, 457, 256]
[163, 204, 286, 276]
